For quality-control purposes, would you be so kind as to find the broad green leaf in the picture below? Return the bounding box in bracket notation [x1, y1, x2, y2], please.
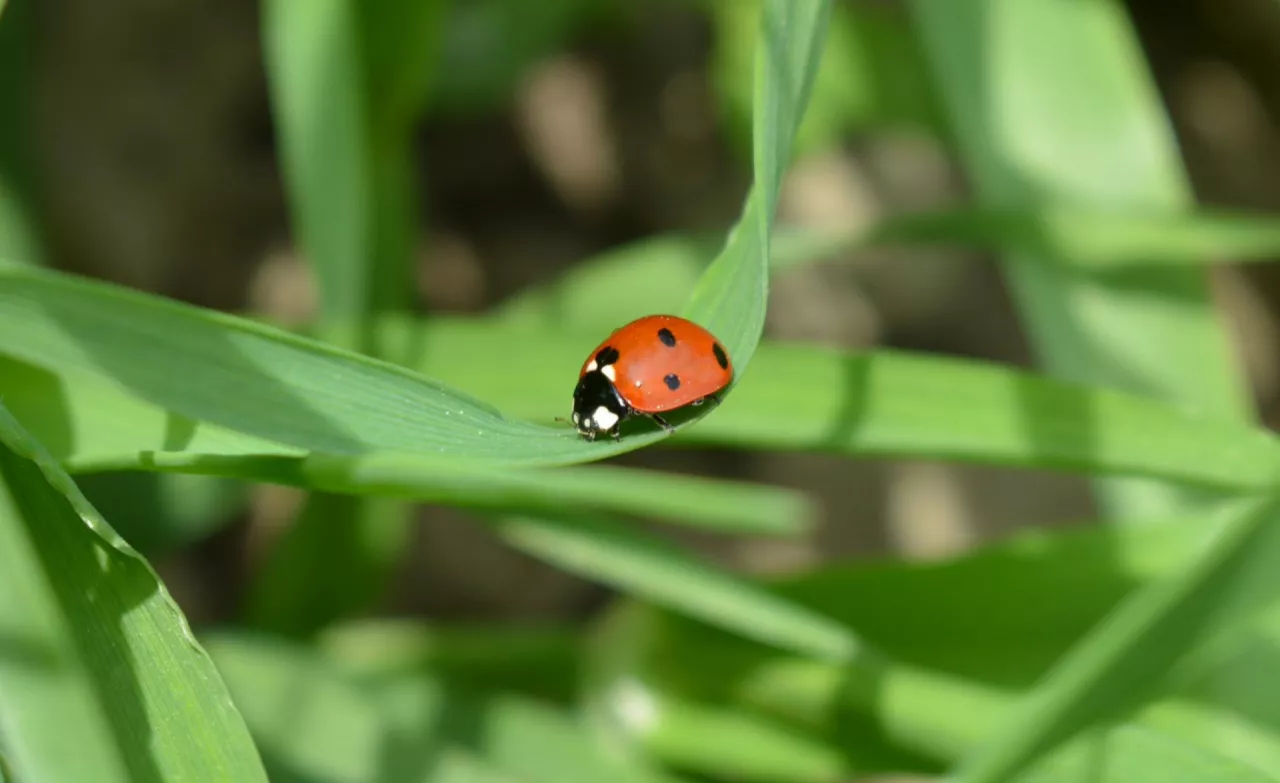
[953, 493, 1280, 783]
[911, 0, 1251, 520]
[683, 0, 833, 377]
[492, 513, 860, 661]
[207, 633, 687, 783]
[0, 402, 266, 782]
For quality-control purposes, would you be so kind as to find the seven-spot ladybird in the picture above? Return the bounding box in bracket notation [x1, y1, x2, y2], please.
[571, 314, 734, 441]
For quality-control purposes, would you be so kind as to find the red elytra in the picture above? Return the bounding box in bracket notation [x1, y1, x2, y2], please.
[571, 314, 734, 440]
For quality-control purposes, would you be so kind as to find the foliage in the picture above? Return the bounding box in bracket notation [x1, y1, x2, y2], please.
[4, 0, 1280, 781]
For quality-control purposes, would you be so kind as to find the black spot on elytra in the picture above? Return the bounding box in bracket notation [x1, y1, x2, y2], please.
[664, 373, 681, 391]
[595, 345, 620, 367]
[657, 328, 677, 347]
[712, 342, 729, 370]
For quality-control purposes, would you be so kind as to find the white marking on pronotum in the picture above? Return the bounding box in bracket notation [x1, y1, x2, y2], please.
[591, 406, 619, 431]
[601, 364, 617, 382]
[587, 360, 598, 372]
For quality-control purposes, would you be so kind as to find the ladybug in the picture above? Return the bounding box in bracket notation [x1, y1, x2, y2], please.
[571, 314, 734, 441]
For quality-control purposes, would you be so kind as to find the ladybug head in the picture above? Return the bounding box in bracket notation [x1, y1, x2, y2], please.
[572, 369, 631, 440]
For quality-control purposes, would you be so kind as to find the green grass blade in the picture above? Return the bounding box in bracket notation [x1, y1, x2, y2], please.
[263, 0, 373, 324]
[261, 0, 428, 642]
[394, 320, 1280, 491]
[5, 296, 1280, 494]
[910, 0, 1251, 519]
[683, 0, 833, 375]
[491, 513, 859, 661]
[0, 403, 266, 782]
[0, 264, 673, 462]
[596, 510, 1280, 780]
[953, 493, 1280, 783]
[144, 452, 811, 536]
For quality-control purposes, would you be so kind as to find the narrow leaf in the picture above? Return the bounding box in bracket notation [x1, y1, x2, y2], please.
[954, 493, 1280, 783]
[684, 0, 833, 375]
[0, 402, 266, 782]
[492, 513, 860, 661]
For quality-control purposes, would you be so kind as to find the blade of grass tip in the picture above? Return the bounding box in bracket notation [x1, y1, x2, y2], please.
[911, 0, 1253, 520]
[952, 492, 1280, 783]
[490, 512, 861, 662]
[0, 402, 267, 782]
[683, 0, 833, 375]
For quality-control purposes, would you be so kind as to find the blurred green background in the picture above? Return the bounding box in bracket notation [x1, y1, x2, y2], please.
[8, 0, 1280, 781]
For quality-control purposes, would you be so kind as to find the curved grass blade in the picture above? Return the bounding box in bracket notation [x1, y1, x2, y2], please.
[0, 263, 670, 464]
[0, 402, 266, 782]
[6, 307, 1280, 495]
[682, 0, 833, 376]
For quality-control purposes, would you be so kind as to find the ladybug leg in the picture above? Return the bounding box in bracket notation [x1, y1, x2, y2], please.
[692, 393, 723, 409]
[650, 414, 675, 432]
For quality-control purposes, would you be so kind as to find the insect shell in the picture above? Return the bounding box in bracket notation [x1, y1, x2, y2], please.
[571, 314, 733, 441]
